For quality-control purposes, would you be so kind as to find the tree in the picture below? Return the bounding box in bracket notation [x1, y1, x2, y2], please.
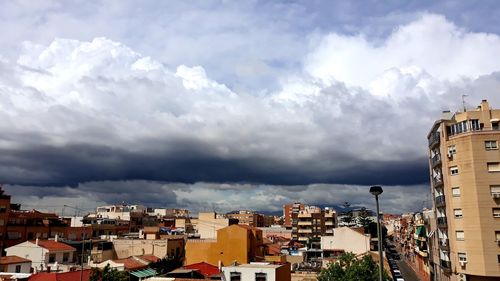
[318, 253, 391, 281]
[89, 265, 128, 281]
[358, 207, 373, 231]
[150, 256, 183, 275]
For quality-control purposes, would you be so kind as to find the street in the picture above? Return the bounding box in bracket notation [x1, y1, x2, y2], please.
[396, 258, 421, 281]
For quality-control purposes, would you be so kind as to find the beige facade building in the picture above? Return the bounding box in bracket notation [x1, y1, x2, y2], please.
[428, 100, 500, 281]
[112, 236, 185, 259]
[192, 212, 237, 239]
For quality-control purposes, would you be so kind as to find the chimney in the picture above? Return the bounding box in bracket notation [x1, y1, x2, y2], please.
[54, 234, 59, 242]
[35, 238, 39, 246]
[481, 99, 490, 111]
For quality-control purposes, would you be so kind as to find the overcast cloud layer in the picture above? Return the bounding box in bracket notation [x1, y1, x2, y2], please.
[2, 1, 500, 214]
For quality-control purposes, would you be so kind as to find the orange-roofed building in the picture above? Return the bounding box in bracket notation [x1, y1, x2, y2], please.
[5, 238, 76, 272]
[112, 257, 148, 271]
[0, 255, 32, 273]
[29, 269, 91, 281]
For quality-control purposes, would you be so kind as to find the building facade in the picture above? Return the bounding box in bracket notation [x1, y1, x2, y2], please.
[428, 100, 500, 281]
[293, 206, 337, 242]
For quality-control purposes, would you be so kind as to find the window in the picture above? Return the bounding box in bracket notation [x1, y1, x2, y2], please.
[7, 232, 21, 240]
[230, 272, 241, 281]
[491, 186, 500, 198]
[488, 162, 500, 172]
[0, 205, 6, 213]
[49, 254, 56, 263]
[256, 272, 267, 281]
[452, 187, 461, 197]
[63, 252, 69, 262]
[486, 140, 498, 150]
[493, 208, 500, 218]
[496, 231, 500, 242]
[470, 119, 480, 130]
[15, 265, 21, 273]
[456, 231, 465, 241]
[0, 219, 4, 226]
[454, 209, 463, 218]
[458, 252, 467, 262]
[450, 166, 459, 175]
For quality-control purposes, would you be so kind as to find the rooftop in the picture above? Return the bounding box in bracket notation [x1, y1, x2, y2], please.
[0, 256, 31, 265]
[30, 240, 76, 252]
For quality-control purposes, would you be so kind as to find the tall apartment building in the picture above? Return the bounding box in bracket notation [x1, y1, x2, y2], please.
[428, 100, 500, 281]
[292, 206, 337, 242]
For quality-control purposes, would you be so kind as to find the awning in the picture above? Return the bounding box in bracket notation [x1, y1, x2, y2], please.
[130, 268, 157, 278]
[415, 226, 426, 237]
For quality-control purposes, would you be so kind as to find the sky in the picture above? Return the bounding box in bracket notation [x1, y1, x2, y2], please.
[2, 0, 500, 215]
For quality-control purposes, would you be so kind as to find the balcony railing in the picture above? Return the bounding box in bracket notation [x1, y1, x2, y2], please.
[439, 239, 449, 250]
[440, 260, 452, 271]
[428, 132, 440, 147]
[435, 195, 446, 207]
[437, 217, 448, 228]
[431, 154, 442, 167]
[432, 175, 443, 187]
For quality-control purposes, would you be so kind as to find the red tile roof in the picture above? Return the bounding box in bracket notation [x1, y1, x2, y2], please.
[0, 255, 32, 265]
[137, 255, 160, 263]
[113, 257, 148, 271]
[30, 240, 76, 252]
[184, 262, 220, 277]
[29, 269, 91, 281]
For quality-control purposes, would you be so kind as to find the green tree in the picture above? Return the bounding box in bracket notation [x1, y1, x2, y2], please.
[89, 264, 128, 281]
[318, 253, 391, 281]
[150, 256, 183, 275]
[358, 207, 373, 231]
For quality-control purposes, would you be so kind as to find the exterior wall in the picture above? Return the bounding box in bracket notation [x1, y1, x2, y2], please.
[320, 227, 370, 255]
[185, 224, 264, 266]
[1, 262, 32, 273]
[112, 237, 185, 259]
[0, 189, 11, 253]
[196, 212, 231, 239]
[6, 242, 45, 271]
[222, 264, 291, 281]
[259, 227, 292, 240]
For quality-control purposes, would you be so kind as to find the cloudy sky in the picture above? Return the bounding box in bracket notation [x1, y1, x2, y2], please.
[2, 0, 500, 215]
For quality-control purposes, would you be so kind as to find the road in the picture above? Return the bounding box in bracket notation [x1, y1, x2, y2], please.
[395, 258, 421, 281]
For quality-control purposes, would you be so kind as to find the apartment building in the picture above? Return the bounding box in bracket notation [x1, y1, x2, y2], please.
[226, 210, 263, 227]
[283, 203, 304, 227]
[428, 100, 500, 281]
[293, 206, 337, 242]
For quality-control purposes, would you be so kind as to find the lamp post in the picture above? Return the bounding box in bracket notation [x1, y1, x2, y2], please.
[370, 185, 384, 281]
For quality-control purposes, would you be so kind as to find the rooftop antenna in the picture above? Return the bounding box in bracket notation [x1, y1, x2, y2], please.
[462, 94, 468, 112]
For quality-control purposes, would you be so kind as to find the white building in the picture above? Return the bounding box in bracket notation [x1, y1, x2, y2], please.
[5, 238, 76, 272]
[0, 256, 32, 273]
[92, 204, 145, 221]
[320, 227, 371, 256]
[222, 263, 291, 281]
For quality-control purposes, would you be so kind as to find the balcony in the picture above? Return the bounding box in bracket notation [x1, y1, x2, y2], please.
[298, 221, 312, 226]
[431, 154, 442, 167]
[325, 221, 334, 226]
[428, 132, 440, 147]
[298, 229, 312, 233]
[437, 217, 448, 228]
[440, 260, 452, 271]
[439, 239, 449, 251]
[432, 176, 443, 187]
[435, 195, 446, 208]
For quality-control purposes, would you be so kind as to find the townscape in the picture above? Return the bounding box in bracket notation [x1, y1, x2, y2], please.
[2, 1, 500, 281]
[0, 101, 499, 280]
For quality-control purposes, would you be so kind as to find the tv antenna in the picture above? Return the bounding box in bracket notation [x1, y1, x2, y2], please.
[462, 94, 468, 112]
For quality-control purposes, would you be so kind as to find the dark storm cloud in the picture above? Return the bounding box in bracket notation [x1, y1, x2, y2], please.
[0, 140, 429, 187]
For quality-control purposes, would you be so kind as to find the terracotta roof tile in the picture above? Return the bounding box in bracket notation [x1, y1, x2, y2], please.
[0, 255, 31, 265]
[30, 240, 76, 252]
[136, 255, 160, 263]
[184, 262, 220, 277]
[113, 258, 148, 271]
[29, 269, 91, 281]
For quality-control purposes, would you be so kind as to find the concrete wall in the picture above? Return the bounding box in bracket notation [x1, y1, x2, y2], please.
[320, 227, 370, 255]
[222, 264, 291, 281]
[196, 212, 230, 239]
[113, 238, 185, 259]
[2, 262, 32, 273]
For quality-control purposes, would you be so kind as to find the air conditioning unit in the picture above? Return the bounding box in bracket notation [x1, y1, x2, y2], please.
[457, 273, 467, 281]
[459, 260, 467, 267]
[447, 152, 453, 158]
[492, 193, 500, 199]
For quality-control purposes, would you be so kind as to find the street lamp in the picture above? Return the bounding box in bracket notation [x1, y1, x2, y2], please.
[370, 185, 384, 281]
